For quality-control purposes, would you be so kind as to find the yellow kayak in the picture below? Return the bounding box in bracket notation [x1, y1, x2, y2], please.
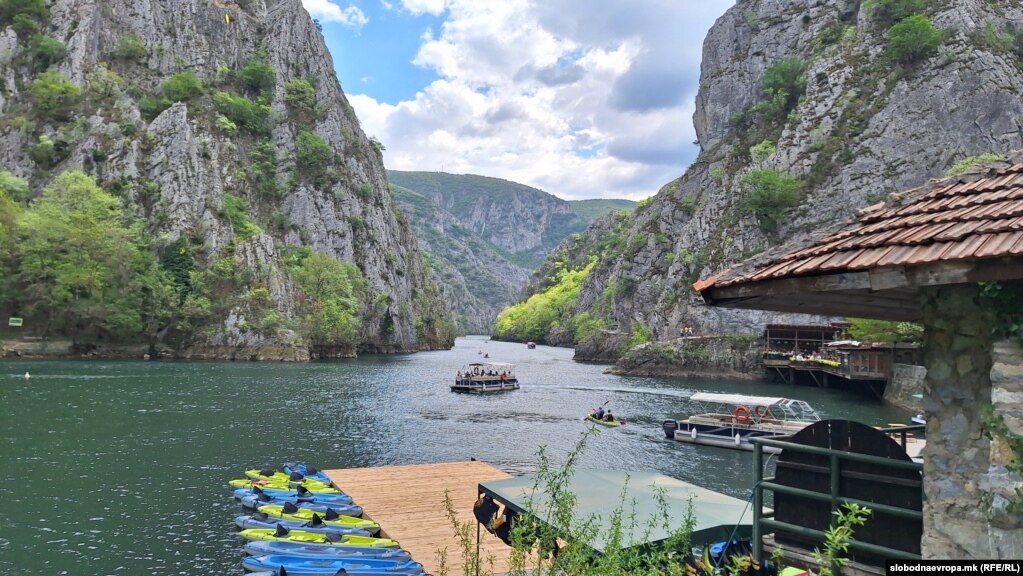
[239, 526, 398, 548]
[228, 477, 338, 493]
[245, 469, 333, 485]
[258, 504, 379, 532]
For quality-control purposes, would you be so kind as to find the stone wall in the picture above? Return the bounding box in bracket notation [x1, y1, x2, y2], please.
[885, 363, 926, 413]
[919, 284, 1023, 558]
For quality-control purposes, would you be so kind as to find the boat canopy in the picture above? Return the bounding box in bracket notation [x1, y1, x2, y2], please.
[690, 393, 787, 406]
[688, 393, 820, 422]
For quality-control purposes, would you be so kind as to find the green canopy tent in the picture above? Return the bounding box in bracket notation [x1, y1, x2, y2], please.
[478, 469, 762, 554]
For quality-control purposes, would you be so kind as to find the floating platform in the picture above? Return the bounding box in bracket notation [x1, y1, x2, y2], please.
[325, 461, 516, 576]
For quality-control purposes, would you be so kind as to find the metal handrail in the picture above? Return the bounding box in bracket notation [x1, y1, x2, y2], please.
[751, 433, 923, 564]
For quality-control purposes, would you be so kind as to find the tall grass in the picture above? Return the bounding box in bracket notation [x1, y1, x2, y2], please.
[437, 429, 871, 575]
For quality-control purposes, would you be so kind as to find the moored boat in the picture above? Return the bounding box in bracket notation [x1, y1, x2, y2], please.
[241, 554, 424, 575]
[234, 512, 374, 536]
[452, 362, 519, 393]
[241, 496, 363, 517]
[663, 393, 821, 453]
[242, 540, 412, 560]
[257, 502, 378, 532]
[235, 485, 353, 505]
[281, 462, 331, 484]
[239, 525, 398, 548]
[229, 476, 337, 493]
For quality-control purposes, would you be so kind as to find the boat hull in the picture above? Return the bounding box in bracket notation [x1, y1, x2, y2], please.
[663, 419, 812, 453]
[450, 380, 519, 393]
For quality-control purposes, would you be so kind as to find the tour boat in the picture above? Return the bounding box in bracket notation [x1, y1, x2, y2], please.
[662, 393, 821, 453]
[452, 362, 519, 393]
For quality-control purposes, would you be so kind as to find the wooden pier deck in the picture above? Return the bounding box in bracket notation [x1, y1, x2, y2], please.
[326, 461, 514, 576]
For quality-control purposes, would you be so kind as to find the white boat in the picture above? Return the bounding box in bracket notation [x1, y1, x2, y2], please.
[662, 393, 821, 453]
[452, 362, 519, 393]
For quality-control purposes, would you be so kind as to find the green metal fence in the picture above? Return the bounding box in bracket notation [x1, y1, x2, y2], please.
[751, 426, 924, 563]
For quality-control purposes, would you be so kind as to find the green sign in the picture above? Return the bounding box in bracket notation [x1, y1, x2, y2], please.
[8, 317, 23, 327]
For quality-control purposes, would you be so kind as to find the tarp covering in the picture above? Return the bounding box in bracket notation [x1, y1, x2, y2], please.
[478, 469, 762, 552]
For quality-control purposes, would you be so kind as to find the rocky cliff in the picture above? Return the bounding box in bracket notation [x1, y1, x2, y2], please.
[528, 0, 1023, 356]
[0, 0, 454, 357]
[389, 171, 635, 333]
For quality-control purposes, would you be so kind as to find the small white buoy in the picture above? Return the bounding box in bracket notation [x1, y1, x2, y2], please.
[690, 427, 698, 440]
[24, 372, 30, 379]
[734, 433, 741, 446]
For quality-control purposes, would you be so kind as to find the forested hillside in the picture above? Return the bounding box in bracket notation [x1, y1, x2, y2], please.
[0, 0, 454, 359]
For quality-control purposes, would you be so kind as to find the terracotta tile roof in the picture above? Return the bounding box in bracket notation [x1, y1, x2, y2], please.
[697, 152, 1023, 291]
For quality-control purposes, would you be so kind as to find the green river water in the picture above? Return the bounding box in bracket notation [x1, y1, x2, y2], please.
[0, 336, 914, 574]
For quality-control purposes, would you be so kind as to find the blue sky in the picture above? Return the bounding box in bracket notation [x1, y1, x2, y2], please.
[302, 0, 735, 201]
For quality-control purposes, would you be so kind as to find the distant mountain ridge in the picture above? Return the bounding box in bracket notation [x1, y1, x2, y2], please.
[387, 170, 635, 333]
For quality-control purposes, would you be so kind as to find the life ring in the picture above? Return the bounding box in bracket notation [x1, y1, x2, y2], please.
[754, 405, 773, 420]
[734, 405, 751, 423]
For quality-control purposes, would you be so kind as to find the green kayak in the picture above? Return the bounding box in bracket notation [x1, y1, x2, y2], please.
[258, 504, 380, 532]
[239, 526, 399, 548]
[585, 414, 625, 427]
[228, 477, 338, 493]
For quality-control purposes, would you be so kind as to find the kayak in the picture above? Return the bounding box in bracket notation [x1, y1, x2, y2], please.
[243, 540, 411, 561]
[242, 496, 363, 517]
[282, 462, 332, 484]
[245, 469, 333, 485]
[585, 414, 624, 427]
[247, 572, 420, 576]
[233, 485, 352, 504]
[258, 503, 378, 532]
[242, 554, 424, 574]
[234, 513, 373, 537]
[241, 495, 362, 517]
[229, 476, 336, 492]
[239, 526, 398, 548]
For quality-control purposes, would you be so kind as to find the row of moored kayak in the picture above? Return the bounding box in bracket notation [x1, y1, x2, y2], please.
[229, 462, 423, 576]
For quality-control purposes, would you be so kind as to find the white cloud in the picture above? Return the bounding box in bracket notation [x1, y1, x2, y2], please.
[348, 0, 734, 200]
[302, 0, 368, 27]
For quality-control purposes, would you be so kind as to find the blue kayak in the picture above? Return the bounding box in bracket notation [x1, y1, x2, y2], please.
[236, 487, 353, 506]
[247, 572, 419, 576]
[243, 540, 412, 561]
[242, 554, 424, 574]
[282, 462, 332, 484]
[235, 513, 373, 537]
[244, 498, 363, 518]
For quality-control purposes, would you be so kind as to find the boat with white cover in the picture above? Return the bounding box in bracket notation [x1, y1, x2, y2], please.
[662, 393, 821, 453]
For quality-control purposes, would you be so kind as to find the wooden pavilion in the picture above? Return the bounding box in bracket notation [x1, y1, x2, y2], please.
[695, 152, 1023, 558]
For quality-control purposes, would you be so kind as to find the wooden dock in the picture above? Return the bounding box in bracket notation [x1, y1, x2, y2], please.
[326, 461, 515, 576]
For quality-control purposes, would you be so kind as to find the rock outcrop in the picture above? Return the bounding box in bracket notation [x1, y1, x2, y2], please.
[526, 0, 1023, 355]
[0, 0, 454, 357]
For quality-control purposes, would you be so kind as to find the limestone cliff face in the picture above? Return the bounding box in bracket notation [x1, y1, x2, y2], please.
[0, 0, 453, 356]
[542, 0, 1023, 355]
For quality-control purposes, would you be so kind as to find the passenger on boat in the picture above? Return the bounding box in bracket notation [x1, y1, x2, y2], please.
[500, 371, 507, 382]
[604, 412, 614, 422]
[593, 407, 605, 419]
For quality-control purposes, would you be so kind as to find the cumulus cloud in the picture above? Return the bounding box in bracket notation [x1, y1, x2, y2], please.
[302, 0, 368, 27]
[348, 0, 734, 200]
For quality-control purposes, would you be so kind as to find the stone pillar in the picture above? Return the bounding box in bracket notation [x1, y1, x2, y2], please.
[919, 284, 1023, 557]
